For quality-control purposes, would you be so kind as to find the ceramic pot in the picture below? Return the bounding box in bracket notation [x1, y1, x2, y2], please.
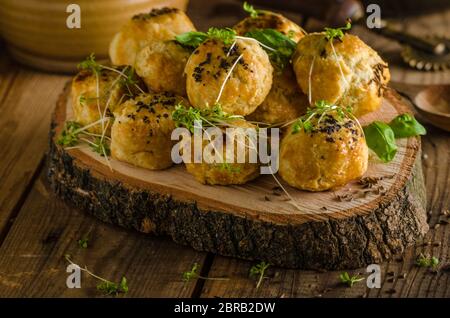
[0, 0, 189, 73]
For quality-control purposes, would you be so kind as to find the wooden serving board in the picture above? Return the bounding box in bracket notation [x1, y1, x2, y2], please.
[47, 84, 429, 269]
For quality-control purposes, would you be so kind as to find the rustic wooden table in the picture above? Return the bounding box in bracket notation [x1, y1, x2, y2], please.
[0, 1, 448, 298]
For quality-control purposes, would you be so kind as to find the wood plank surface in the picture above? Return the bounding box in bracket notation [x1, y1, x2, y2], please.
[0, 51, 70, 239]
[0, 170, 208, 297]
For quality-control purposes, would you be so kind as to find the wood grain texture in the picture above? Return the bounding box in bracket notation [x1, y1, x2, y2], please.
[48, 84, 428, 270]
[0, 170, 207, 297]
[0, 52, 70, 239]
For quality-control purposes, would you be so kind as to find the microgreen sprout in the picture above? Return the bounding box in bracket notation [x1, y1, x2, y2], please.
[172, 103, 243, 133]
[290, 100, 354, 134]
[57, 121, 83, 147]
[77, 237, 89, 249]
[339, 272, 364, 287]
[416, 253, 439, 269]
[324, 20, 352, 42]
[249, 261, 270, 289]
[89, 136, 111, 157]
[182, 263, 230, 282]
[65, 254, 128, 296]
[243, 1, 261, 18]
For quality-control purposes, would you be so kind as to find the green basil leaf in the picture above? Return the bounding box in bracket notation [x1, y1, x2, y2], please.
[388, 113, 426, 138]
[175, 28, 237, 48]
[363, 121, 398, 163]
[245, 29, 296, 52]
[175, 31, 209, 48]
[245, 29, 296, 70]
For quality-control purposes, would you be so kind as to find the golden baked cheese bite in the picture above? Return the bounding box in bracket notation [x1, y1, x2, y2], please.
[109, 7, 196, 66]
[111, 92, 186, 170]
[279, 104, 368, 191]
[135, 40, 190, 96]
[292, 33, 390, 117]
[234, 10, 305, 42]
[233, 5, 307, 125]
[247, 66, 308, 125]
[184, 119, 260, 185]
[71, 66, 144, 135]
[185, 38, 273, 116]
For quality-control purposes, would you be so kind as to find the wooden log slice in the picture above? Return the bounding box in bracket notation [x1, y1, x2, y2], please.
[47, 84, 429, 270]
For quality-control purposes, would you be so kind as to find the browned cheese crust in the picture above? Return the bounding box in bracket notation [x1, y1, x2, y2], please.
[292, 33, 390, 117]
[111, 92, 187, 170]
[279, 111, 368, 191]
[234, 11, 306, 42]
[135, 40, 191, 96]
[247, 66, 308, 124]
[185, 38, 273, 116]
[71, 66, 144, 135]
[184, 120, 260, 185]
[109, 7, 196, 66]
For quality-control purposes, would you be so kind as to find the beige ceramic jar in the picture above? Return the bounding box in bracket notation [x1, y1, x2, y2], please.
[0, 0, 189, 73]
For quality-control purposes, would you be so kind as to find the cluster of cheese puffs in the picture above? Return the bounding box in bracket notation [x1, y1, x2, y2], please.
[69, 5, 390, 191]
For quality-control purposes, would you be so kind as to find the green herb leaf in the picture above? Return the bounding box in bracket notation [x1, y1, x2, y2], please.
[77, 237, 89, 249]
[218, 162, 241, 174]
[175, 31, 209, 48]
[245, 29, 296, 71]
[324, 20, 352, 41]
[96, 276, 128, 296]
[292, 100, 353, 134]
[175, 28, 237, 48]
[249, 261, 270, 289]
[363, 121, 398, 163]
[65, 255, 128, 296]
[90, 137, 111, 157]
[182, 263, 199, 282]
[79, 94, 86, 106]
[78, 53, 101, 74]
[339, 272, 364, 287]
[388, 113, 426, 138]
[57, 121, 83, 147]
[243, 1, 260, 18]
[182, 263, 230, 282]
[207, 27, 237, 45]
[120, 66, 138, 87]
[172, 102, 242, 133]
[416, 253, 439, 269]
[119, 276, 129, 294]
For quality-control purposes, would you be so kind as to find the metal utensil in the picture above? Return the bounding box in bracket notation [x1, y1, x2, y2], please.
[371, 20, 450, 71]
[244, 0, 450, 71]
